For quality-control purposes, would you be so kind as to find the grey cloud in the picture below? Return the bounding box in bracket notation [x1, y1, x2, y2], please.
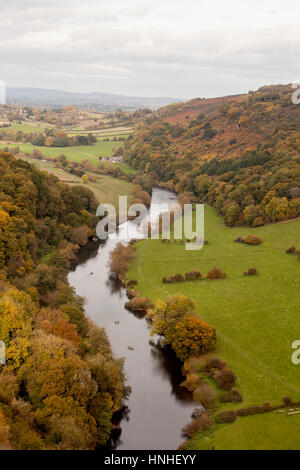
[0, 1, 299, 98]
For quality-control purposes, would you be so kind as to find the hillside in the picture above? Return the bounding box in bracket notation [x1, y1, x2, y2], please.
[125, 84, 300, 227]
[0, 152, 128, 449]
[155, 84, 297, 160]
[6, 87, 180, 112]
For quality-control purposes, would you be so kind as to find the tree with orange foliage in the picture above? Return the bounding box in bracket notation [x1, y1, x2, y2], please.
[150, 294, 216, 362]
[41, 317, 81, 349]
[170, 315, 216, 361]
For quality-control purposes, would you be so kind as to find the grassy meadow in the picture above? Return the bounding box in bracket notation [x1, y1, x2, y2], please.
[6, 140, 120, 161]
[127, 205, 300, 449]
[8, 122, 47, 133]
[1, 121, 134, 172]
[16, 154, 135, 207]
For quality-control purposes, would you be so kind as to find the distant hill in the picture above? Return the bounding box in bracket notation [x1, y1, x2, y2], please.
[149, 83, 297, 160]
[6, 87, 181, 111]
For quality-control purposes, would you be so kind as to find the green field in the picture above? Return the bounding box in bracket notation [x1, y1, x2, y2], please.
[6, 122, 48, 133]
[16, 155, 135, 207]
[1, 120, 135, 174]
[127, 206, 300, 449]
[185, 410, 300, 450]
[5, 140, 119, 160]
[66, 127, 133, 138]
[2, 140, 134, 174]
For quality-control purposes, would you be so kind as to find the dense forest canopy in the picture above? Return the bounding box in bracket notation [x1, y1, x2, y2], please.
[0, 152, 129, 449]
[124, 85, 300, 226]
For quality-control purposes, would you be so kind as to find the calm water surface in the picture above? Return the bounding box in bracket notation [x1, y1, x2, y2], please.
[68, 188, 196, 450]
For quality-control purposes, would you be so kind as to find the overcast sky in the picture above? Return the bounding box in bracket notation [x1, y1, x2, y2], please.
[1, 0, 300, 99]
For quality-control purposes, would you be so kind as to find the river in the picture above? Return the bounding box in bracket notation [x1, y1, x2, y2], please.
[68, 187, 196, 450]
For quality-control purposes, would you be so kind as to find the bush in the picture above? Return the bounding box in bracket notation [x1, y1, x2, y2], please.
[163, 274, 184, 283]
[170, 315, 216, 362]
[183, 357, 206, 375]
[213, 367, 236, 390]
[125, 297, 154, 312]
[185, 270, 202, 281]
[215, 410, 237, 424]
[182, 413, 213, 438]
[244, 267, 258, 276]
[236, 407, 260, 417]
[163, 276, 175, 283]
[181, 373, 201, 392]
[127, 279, 138, 287]
[204, 357, 226, 372]
[174, 273, 185, 282]
[220, 389, 242, 403]
[286, 247, 296, 254]
[244, 235, 263, 245]
[236, 403, 275, 416]
[261, 401, 274, 412]
[191, 408, 204, 419]
[207, 267, 226, 280]
[193, 382, 216, 409]
[282, 396, 293, 407]
[253, 217, 265, 227]
[109, 243, 135, 279]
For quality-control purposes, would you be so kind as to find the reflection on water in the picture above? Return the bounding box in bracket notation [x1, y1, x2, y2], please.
[105, 277, 125, 296]
[68, 188, 196, 450]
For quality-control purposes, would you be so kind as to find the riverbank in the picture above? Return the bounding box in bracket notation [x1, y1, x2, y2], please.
[68, 188, 197, 450]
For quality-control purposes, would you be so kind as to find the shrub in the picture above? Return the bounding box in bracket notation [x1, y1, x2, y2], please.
[244, 267, 258, 276]
[204, 357, 226, 372]
[282, 396, 293, 407]
[261, 401, 274, 412]
[183, 356, 206, 375]
[182, 413, 213, 438]
[213, 367, 236, 390]
[181, 373, 201, 392]
[207, 267, 226, 280]
[185, 270, 202, 281]
[252, 217, 265, 227]
[162, 276, 175, 284]
[244, 235, 263, 245]
[215, 410, 237, 424]
[163, 274, 184, 283]
[125, 297, 154, 312]
[109, 243, 135, 279]
[174, 273, 185, 282]
[286, 247, 296, 254]
[191, 408, 204, 419]
[220, 389, 242, 403]
[127, 279, 138, 287]
[193, 382, 217, 409]
[236, 403, 274, 416]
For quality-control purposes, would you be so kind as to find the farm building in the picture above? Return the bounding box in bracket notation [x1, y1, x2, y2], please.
[100, 155, 123, 163]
